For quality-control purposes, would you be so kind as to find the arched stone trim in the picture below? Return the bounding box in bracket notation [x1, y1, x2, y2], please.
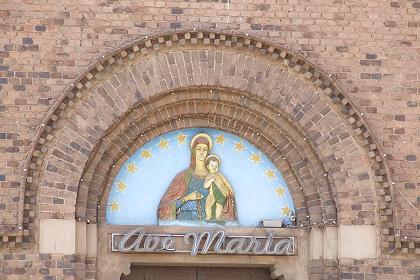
[79, 89, 334, 226]
[95, 114, 321, 224]
[13, 30, 394, 253]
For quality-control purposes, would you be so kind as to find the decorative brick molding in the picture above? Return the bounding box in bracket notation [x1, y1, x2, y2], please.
[7, 30, 399, 254]
[337, 258, 420, 280]
[309, 259, 339, 280]
[82, 88, 335, 226]
[0, 253, 93, 279]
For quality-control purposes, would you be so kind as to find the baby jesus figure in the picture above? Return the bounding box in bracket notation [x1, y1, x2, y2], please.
[204, 155, 234, 221]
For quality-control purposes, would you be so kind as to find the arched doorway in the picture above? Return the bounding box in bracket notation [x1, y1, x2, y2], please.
[121, 266, 273, 280]
[23, 30, 391, 279]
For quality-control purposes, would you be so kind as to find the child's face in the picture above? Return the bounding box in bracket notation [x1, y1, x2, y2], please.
[207, 160, 219, 173]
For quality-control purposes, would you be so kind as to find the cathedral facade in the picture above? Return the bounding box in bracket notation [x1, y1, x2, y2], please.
[0, 1, 419, 279]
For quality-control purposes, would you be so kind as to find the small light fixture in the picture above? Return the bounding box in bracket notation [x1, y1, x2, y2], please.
[261, 220, 283, 228]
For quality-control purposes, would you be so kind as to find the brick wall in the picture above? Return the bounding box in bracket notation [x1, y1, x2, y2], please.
[311, 259, 420, 280]
[0, 0, 419, 279]
[0, 254, 92, 279]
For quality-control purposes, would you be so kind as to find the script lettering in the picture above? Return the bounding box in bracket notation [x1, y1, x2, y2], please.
[184, 230, 226, 255]
[158, 236, 175, 251]
[113, 228, 295, 256]
[118, 228, 144, 252]
[225, 238, 246, 253]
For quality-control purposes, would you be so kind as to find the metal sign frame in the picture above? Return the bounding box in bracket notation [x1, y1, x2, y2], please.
[111, 228, 295, 256]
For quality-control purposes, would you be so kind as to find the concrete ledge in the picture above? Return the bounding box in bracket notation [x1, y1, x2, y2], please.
[76, 221, 87, 255]
[309, 228, 324, 260]
[309, 227, 338, 260]
[39, 218, 76, 254]
[338, 225, 377, 259]
[310, 225, 377, 260]
[324, 227, 337, 260]
[86, 223, 97, 257]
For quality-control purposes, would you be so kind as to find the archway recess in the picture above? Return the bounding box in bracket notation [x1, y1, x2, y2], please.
[85, 87, 335, 227]
[14, 30, 395, 259]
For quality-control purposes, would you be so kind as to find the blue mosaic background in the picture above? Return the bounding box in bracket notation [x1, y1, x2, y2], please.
[106, 128, 295, 227]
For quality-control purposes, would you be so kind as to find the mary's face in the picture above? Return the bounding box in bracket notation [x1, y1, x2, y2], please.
[195, 143, 208, 162]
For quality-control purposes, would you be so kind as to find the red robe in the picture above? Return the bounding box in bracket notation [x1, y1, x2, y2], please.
[158, 171, 188, 220]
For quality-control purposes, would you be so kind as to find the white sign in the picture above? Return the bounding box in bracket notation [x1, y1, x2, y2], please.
[111, 228, 295, 256]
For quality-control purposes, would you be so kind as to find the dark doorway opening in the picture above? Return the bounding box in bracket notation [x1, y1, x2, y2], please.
[121, 266, 272, 280]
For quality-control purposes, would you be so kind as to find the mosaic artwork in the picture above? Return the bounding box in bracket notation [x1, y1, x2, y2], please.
[106, 128, 295, 227]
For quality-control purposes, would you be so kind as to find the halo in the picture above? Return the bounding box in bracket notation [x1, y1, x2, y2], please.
[190, 133, 213, 150]
[206, 154, 220, 163]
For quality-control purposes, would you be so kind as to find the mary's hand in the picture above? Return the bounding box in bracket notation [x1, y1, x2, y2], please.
[182, 191, 204, 202]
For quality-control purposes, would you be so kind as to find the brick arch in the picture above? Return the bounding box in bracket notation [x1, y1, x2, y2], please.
[16, 30, 394, 252]
[76, 88, 333, 226]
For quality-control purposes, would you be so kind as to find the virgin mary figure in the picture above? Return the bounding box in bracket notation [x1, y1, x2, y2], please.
[158, 133, 237, 223]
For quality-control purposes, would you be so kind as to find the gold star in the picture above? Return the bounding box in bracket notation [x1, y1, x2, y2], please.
[264, 168, 277, 181]
[157, 138, 169, 150]
[127, 162, 138, 174]
[110, 200, 120, 211]
[140, 148, 152, 160]
[249, 153, 262, 165]
[215, 133, 226, 145]
[275, 186, 286, 197]
[176, 132, 187, 145]
[281, 206, 291, 216]
[233, 140, 246, 152]
[116, 181, 127, 192]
